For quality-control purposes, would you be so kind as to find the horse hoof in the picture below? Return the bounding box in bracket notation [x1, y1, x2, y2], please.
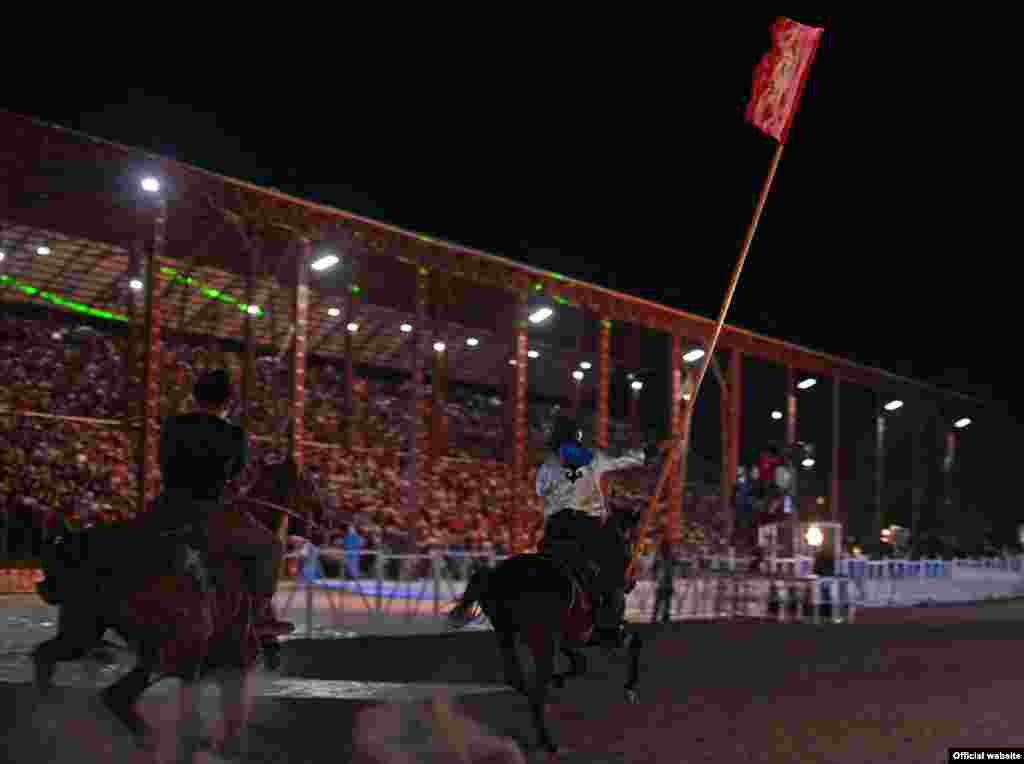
[221, 735, 248, 760]
[33, 660, 55, 697]
[625, 688, 639, 705]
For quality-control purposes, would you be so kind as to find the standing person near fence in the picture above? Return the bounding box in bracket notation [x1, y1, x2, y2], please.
[341, 523, 364, 579]
[652, 535, 676, 624]
[300, 533, 322, 584]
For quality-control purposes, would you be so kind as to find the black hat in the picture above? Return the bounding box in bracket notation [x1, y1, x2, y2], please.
[548, 416, 583, 451]
[194, 369, 233, 406]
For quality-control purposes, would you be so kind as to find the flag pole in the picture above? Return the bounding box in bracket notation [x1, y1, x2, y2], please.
[628, 139, 786, 581]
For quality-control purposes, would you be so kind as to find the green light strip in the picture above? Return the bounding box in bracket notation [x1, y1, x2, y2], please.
[160, 267, 265, 316]
[0, 274, 129, 322]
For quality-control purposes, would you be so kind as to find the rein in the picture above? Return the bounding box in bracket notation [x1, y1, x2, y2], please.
[233, 496, 330, 534]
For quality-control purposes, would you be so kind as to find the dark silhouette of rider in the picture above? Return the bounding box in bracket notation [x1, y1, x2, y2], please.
[145, 369, 291, 639]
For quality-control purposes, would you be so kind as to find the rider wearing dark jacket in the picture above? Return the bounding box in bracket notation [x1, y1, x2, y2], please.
[144, 369, 290, 638]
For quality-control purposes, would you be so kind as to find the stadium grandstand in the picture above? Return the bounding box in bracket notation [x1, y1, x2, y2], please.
[0, 109, 994, 565]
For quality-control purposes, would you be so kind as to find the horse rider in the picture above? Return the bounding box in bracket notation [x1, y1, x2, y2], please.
[448, 416, 645, 637]
[142, 368, 292, 640]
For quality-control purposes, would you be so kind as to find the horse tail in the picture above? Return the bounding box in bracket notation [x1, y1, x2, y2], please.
[36, 521, 83, 605]
[462, 565, 493, 610]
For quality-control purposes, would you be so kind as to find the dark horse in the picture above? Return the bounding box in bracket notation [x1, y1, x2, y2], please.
[450, 508, 644, 754]
[31, 458, 319, 762]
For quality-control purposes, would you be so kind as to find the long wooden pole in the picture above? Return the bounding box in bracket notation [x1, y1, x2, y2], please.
[628, 140, 786, 580]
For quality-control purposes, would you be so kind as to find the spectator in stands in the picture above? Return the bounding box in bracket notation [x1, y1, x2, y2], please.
[651, 533, 675, 624]
[0, 312, 737, 565]
[299, 533, 322, 584]
[732, 466, 755, 549]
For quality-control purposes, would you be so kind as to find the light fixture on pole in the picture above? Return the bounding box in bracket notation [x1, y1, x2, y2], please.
[141, 177, 161, 194]
[884, 399, 903, 411]
[630, 380, 643, 392]
[400, 323, 413, 333]
[805, 525, 824, 548]
[36, 246, 50, 256]
[579, 361, 592, 370]
[311, 253, 340, 272]
[771, 410, 783, 420]
[466, 337, 479, 347]
[528, 307, 553, 324]
[327, 307, 341, 317]
[572, 370, 584, 382]
[954, 417, 971, 429]
[527, 350, 539, 359]
[683, 348, 704, 363]
[797, 377, 817, 390]
[433, 341, 445, 353]
[129, 279, 144, 291]
[347, 322, 359, 333]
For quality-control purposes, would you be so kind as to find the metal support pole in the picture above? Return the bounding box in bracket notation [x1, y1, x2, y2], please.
[595, 319, 611, 450]
[511, 300, 528, 551]
[830, 376, 841, 524]
[137, 197, 166, 517]
[874, 410, 886, 555]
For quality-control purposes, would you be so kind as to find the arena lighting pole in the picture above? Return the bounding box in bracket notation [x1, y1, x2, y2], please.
[137, 177, 166, 518]
[874, 398, 904, 557]
[627, 140, 787, 583]
[942, 417, 970, 535]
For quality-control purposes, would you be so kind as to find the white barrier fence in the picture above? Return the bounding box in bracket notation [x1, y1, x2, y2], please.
[274, 549, 1024, 636]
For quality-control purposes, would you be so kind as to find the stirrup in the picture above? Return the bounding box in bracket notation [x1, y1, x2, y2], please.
[446, 603, 477, 630]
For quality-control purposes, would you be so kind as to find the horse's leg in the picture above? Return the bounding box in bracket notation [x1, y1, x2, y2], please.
[176, 670, 204, 764]
[219, 669, 251, 761]
[32, 606, 104, 695]
[522, 626, 558, 754]
[100, 659, 157, 750]
[622, 628, 643, 705]
[552, 645, 587, 688]
[497, 630, 526, 695]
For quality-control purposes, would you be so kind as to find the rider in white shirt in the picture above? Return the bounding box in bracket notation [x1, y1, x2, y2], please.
[447, 416, 645, 632]
[535, 418, 646, 524]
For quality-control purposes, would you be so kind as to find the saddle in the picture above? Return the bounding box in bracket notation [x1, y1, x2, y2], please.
[537, 538, 602, 604]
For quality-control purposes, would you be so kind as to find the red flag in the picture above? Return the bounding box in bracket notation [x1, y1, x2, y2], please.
[746, 17, 823, 143]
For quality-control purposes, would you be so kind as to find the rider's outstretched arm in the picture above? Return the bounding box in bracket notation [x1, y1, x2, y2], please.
[592, 447, 645, 475]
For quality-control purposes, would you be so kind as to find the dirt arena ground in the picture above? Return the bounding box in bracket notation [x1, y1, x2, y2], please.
[2, 598, 1024, 762]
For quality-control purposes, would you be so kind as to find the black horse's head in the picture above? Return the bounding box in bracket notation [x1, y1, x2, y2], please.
[246, 456, 324, 533]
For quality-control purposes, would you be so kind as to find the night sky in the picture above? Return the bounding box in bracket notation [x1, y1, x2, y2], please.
[3, 12, 1020, 535]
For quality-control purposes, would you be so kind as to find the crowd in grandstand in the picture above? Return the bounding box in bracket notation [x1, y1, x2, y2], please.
[1, 313, 730, 562]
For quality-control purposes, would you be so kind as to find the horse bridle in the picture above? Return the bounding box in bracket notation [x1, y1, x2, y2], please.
[234, 496, 331, 534]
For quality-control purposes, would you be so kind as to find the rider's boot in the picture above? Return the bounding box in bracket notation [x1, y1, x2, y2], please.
[590, 588, 623, 645]
[446, 598, 476, 629]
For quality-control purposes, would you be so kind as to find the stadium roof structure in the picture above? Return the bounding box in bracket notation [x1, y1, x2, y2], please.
[0, 109, 981, 405]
